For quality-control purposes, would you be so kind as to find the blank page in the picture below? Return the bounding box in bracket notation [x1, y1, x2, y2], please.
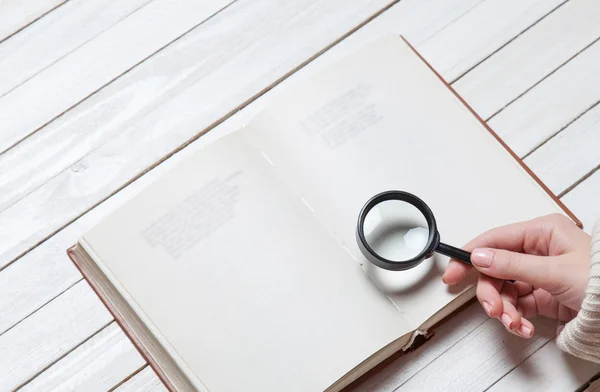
[81, 133, 409, 392]
[244, 34, 566, 327]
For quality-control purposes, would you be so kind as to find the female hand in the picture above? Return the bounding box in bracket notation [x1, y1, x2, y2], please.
[443, 213, 591, 338]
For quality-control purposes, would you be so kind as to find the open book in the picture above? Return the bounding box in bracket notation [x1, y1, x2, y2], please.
[68, 35, 580, 392]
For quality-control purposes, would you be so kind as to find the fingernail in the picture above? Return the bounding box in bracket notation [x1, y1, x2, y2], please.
[518, 324, 532, 338]
[482, 301, 492, 316]
[501, 313, 513, 329]
[472, 249, 493, 267]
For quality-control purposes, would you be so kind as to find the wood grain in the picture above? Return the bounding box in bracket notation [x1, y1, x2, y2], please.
[0, 0, 65, 42]
[0, 0, 234, 155]
[0, 168, 157, 335]
[488, 37, 600, 157]
[0, 0, 153, 98]
[418, 0, 565, 82]
[524, 102, 600, 196]
[19, 323, 145, 392]
[393, 316, 559, 391]
[351, 302, 597, 391]
[114, 367, 167, 392]
[348, 302, 487, 391]
[0, 281, 112, 391]
[486, 340, 600, 392]
[454, 0, 600, 120]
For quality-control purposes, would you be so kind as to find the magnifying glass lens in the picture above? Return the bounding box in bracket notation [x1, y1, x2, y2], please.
[363, 200, 429, 262]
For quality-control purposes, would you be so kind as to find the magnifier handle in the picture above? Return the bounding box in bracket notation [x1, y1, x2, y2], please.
[437, 242, 515, 283]
[437, 242, 472, 265]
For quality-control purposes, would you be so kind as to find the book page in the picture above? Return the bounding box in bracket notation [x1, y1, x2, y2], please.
[82, 132, 410, 392]
[244, 35, 566, 327]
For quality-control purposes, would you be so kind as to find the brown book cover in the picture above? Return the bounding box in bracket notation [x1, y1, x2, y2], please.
[67, 245, 178, 391]
[66, 35, 582, 392]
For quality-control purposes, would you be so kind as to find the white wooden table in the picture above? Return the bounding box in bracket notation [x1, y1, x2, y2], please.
[1, 0, 599, 390]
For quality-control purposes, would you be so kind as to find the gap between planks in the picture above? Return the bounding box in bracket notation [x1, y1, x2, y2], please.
[0, 0, 156, 100]
[449, 0, 569, 84]
[0, 0, 239, 157]
[489, 35, 600, 137]
[107, 365, 149, 392]
[12, 321, 113, 391]
[0, 0, 67, 45]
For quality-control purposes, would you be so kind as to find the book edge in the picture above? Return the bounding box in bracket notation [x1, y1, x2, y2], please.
[67, 244, 177, 392]
[398, 35, 583, 229]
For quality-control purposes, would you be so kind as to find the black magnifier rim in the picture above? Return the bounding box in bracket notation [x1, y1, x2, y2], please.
[356, 190, 439, 271]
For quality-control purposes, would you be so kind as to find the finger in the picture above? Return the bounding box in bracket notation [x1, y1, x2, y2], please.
[514, 281, 534, 297]
[499, 282, 521, 329]
[516, 317, 534, 338]
[462, 220, 531, 252]
[500, 281, 520, 304]
[461, 214, 566, 255]
[515, 293, 539, 319]
[476, 274, 504, 318]
[442, 259, 472, 285]
[470, 248, 560, 291]
[499, 296, 521, 331]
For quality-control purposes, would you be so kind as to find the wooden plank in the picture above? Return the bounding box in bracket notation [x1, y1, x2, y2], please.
[114, 367, 167, 392]
[0, 0, 153, 98]
[392, 316, 559, 391]
[0, 0, 65, 42]
[19, 323, 145, 392]
[524, 102, 600, 196]
[486, 340, 600, 392]
[0, 168, 157, 335]
[487, 37, 600, 157]
[0, 0, 234, 155]
[454, 0, 600, 121]
[348, 302, 487, 391]
[0, 281, 112, 391]
[0, 237, 80, 336]
[418, 0, 565, 82]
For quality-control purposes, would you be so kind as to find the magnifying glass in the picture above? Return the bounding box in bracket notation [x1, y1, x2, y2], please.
[356, 190, 472, 271]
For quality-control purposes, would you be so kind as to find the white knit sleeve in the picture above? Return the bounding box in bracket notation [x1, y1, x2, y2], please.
[556, 219, 600, 363]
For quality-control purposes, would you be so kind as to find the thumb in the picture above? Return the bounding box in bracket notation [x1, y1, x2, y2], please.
[471, 248, 560, 290]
